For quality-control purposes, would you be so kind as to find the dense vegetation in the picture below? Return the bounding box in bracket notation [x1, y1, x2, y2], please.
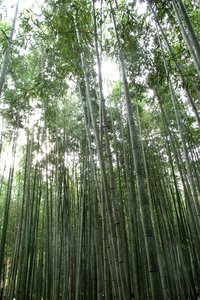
[0, 0, 200, 299]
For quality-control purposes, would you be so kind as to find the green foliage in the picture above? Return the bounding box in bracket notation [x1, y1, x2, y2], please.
[0, 21, 10, 53]
[0, 0, 199, 299]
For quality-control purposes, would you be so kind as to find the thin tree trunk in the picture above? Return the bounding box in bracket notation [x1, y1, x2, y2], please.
[109, 2, 163, 299]
[0, 0, 19, 97]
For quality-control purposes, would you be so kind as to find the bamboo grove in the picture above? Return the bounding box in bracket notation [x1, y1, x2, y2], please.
[0, 0, 199, 299]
